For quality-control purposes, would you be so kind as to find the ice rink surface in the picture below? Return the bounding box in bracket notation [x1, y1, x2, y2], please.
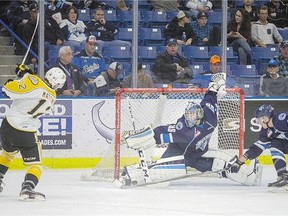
[0, 165, 287, 216]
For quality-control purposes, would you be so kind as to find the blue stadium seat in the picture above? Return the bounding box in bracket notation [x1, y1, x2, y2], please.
[47, 45, 62, 66]
[190, 65, 204, 75]
[182, 46, 209, 64]
[235, 75, 261, 96]
[78, 9, 91, 22]
[102, 46, 131, 63]
[117, 10, 143, 27]
[251, 47, 279, 75]
[116, 28, 133, 42]
[230, 64, 257, 76]
[141, 11, 168, 28]
[138, 28, 166, 46]
[104, 10, 119, 27]
[278, 28, 288, 40]
[207, 11, 224, 25]
[166, 11, 178, 21]
[209, 46, 238, 64]
[138, 46, 157, 63]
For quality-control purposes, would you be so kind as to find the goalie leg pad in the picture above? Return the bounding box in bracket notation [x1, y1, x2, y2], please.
[119, 156, 187, 186]
[225, 158, 263, 186]
[124, 126, 155, 150]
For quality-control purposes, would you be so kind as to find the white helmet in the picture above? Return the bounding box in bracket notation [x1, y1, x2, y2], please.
[45, 67, 66, 90]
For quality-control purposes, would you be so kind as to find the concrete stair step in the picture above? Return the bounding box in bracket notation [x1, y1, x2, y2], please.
[0, 65, 17, 75]
[0, 74, 17, 86]
[0, 36, 12, 46]
[0, 46, 15, 55]
[0, 55, 23, 65]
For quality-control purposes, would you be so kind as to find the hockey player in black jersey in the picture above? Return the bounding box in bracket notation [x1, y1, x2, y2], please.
[227, 104, 288, 191]
[120, 74, 261, 187]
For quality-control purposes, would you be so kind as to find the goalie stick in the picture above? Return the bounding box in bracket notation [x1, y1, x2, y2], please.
[114, 167, 228, 189]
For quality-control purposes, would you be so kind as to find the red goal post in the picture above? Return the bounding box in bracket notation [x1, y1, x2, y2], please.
[114, 88, 245, 180]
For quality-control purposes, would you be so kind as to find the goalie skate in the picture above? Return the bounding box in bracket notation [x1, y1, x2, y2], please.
[19, 188, 46, 201]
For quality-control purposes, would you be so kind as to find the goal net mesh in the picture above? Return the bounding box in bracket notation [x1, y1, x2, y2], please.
[81, 88, 244, 182]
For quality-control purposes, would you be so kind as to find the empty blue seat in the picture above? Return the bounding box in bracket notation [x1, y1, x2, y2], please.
[138, 28, 166, 46]
[47, 45, 62, 66]
[190, 65, 204, 75]
[116, 28, 133, 42]
[117, 10, 143, 27]
[102, 46, 131, 63]
[207, 11, 224, 25]
[141, 11, 168, 28]
[104, 10, 119, 27]
[182, 46, 209, 64]
[78, 9, 91, 22]
[230, 64, 257, 76]
[138, 46, 157, 63]
[278, 28, 288, 40]
[236, 75, 260, 96]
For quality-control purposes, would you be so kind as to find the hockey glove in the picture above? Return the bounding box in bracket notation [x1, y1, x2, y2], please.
[226, 155, 244, 173]
[15, 64, 33, 78]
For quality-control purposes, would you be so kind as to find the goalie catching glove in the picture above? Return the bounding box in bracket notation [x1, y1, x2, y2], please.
[208, 73, 227, 98]
[123, 126, 156, 150]
[226, 155, 244, 173]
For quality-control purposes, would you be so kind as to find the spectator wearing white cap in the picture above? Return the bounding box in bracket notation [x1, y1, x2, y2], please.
[93, 62, 123, 96]
[270, 40, 288, 77]
[164, 10, 195, 46]
[72, 35, 106, 96]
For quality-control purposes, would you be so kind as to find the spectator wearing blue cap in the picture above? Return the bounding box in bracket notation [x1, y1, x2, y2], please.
[270, 40, 288, 77]
[259, 59, 288, 96]
[153, 38, 193, 84]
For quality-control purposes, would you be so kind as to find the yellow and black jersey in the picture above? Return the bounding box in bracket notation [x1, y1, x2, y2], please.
[2, 73, 56, 132]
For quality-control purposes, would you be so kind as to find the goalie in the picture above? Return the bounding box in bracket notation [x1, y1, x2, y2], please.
[120, 73, 262, 187]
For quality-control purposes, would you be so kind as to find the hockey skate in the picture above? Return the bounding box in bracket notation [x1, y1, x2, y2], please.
[18, 184, 46, 201]
[268, 173, 288, 192]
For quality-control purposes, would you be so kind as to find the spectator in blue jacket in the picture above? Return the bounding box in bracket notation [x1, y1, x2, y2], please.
[72, 35, 106, 96]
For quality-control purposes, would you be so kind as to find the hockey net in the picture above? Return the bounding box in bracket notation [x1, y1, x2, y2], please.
[81, 88, 244, 182]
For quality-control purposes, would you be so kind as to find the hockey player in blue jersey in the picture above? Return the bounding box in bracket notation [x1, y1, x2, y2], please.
[227, 104, 288, 191]
[120, 73, 261, 187]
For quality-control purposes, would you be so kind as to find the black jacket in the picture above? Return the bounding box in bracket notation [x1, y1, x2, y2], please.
[153, 51, 189, 82]
[86, 19, 118, 41]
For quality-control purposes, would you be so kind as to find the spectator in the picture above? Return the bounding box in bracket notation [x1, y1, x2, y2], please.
[190, 11, 221, 46]
[122, 63, 154, 88]
[265, 0, 288, 28]
[93, 62, 123, 96]
[54, 46, 87, 96]
[251, 5, 283, 48]
[86, 7, 131, 51]
[153, 38, 193, 83]
[116, 0, 130, 10]
[259, 59, 288, 96]
[237, 0, 258, 23]
[211, 0, 234, 11]
[164, 10, 195, 46]
[6, 0, 34, 55]
[59, 6, 87, 51]
[271, 40, 288, 77]
[185, 0, 213, 19]
[22, 2, 39, 65]
[72, 35, 106, 96]
[191, 55, 237, 88]
[227, 8, 252, 65]
[152, 0, 179, 11]
[76, 0, 114, 10]
[44, 10, 65, 46]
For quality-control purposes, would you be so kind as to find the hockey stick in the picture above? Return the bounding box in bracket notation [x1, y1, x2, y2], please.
[126, 96, 152, 183]
[115, 167, 228, 189]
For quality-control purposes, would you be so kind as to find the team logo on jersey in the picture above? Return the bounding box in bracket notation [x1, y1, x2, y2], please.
[29, 76, 39, 85]
[176, 122, 183, 130]
[278, 113, 286, 121]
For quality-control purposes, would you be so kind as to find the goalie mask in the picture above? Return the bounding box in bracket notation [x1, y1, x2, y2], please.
[184, 102, 204, 128]
[45, 67, 66, 90]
